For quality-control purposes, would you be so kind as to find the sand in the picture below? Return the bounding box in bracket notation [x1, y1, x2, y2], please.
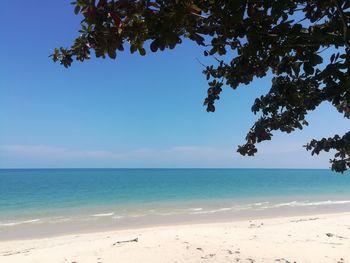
[1, 212, 350, 263]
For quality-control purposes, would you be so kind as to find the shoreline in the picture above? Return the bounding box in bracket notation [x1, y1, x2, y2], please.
[2, 202, 350, 241]
[1, 212, 350, 262]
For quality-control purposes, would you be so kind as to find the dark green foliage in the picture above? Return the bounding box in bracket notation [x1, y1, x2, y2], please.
[52, 0, 350, 172]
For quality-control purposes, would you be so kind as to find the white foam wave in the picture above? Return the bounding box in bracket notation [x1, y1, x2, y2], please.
[157, 212, 174, 216]
[130, 214, 143, 218]
[191, 207, 232, 215]
[0, 219, 41, 227]
[92, 212, 114, 217]
[188, 208, 203, 211]
[48, 218, 71, 223]
[252, 202, 270, 206]
[232, 204, 254, 211]
[188, 199, 350, 215]
[273, 201, 298, 208]
[273, 200, 350, 208]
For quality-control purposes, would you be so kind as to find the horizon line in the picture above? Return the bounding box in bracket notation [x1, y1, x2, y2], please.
[0, 167, 331, 170]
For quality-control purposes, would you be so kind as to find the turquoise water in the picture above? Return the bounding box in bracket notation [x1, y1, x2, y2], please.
[0, 168, 350, 228]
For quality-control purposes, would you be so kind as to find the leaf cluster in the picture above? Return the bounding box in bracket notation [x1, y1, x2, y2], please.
[52, 0, 350, 172]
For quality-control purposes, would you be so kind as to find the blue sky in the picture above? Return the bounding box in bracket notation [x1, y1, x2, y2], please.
[0, 0, 348, 168]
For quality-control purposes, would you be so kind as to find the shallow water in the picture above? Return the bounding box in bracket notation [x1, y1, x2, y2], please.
[0, 168, 349, 239]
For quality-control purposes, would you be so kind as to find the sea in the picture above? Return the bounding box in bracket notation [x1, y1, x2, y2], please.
[0, 168, 350, 239]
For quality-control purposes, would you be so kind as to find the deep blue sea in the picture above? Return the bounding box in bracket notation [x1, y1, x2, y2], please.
[1, 168, 350, 238]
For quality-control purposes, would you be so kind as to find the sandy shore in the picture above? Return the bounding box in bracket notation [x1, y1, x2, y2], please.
[1, 213, 350, 263]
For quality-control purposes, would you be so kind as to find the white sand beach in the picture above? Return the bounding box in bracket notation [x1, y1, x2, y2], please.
[1, 212, 349, 263]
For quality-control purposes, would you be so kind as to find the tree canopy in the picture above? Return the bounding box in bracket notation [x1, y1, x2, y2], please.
[52, 0, 350, 172]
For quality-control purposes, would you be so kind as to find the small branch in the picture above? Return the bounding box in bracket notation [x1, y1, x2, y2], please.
[113, 237, 138, 246]
[195, 57, 207, 68]
[190, 12, 208, 19]
[317, 46, 331, 54]
[212, 55, 222, 63]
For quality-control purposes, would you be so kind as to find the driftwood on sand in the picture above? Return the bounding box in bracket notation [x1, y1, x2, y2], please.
[113, 237, 138, 246]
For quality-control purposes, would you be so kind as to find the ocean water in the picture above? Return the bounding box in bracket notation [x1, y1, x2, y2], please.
[0, 168, 350, 238]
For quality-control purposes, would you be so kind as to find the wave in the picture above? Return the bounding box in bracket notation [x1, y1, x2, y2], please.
[91, 212, 114, 217]
[191, 207, 232, 215]
[273, 200, 350, 208]
[188, 208, 203, 211]
[156, 212, 176, 216]
[252, 202, 270, 206]
[129, 214, 144, 218]
[1, 199, 349, 227]
[189, 199, 350, 214]
[48, 217, 71, 223]
[0, 219, 41, 227]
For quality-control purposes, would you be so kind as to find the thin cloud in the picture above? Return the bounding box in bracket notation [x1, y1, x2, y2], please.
[0, 145, 121, 159]
[0, 144, 332, 168]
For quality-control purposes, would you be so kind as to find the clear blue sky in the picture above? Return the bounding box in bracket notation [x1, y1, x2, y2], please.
[0, 0, 348, 168]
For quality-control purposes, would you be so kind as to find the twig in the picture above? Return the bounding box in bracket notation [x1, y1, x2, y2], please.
[190, 12, 208, 19]
[317, 46, 331, 54]
[195, 57, 206, 68]
[113, 237, 138, 246]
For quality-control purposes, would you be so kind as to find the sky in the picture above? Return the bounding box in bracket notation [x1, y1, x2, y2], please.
[0, 0, 349, 169]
